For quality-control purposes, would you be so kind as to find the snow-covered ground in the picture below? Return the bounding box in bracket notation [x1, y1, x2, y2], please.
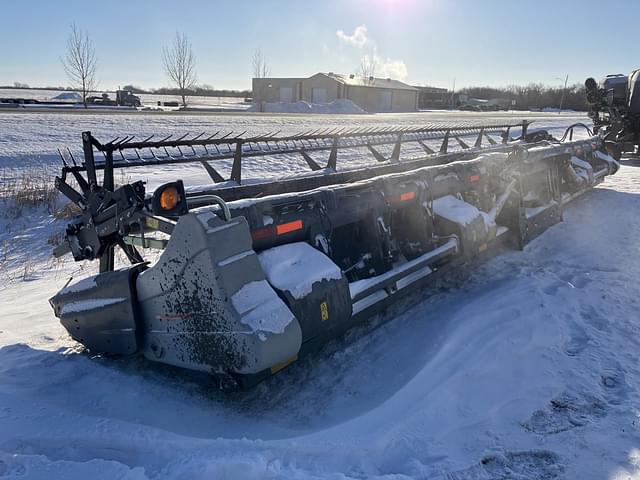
[1, 112, 638, 479]
[248, 99, 367, 114]
[0, 110, 589, 189]
[0, 88, 249, 110]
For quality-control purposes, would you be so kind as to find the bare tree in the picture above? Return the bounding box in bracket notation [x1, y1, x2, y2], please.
[61, 23, 97, 108]
[251, 49, 271, 111]
[162, 32, 197, 108]
[358, 53, 376, 85]
[252, 48, 271, 78]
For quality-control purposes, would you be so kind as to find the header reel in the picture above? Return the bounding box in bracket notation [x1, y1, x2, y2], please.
[53, 122, 531, 272]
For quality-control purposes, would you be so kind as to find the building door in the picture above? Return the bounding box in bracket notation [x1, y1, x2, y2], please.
[312, 87, 327, 104]
[379, 90, 393, 112]
[279, 87, 293, 103]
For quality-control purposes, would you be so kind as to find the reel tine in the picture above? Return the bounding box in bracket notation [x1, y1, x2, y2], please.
[232, 130, 247, 139]
[57, 148, 68, 167]
[115, 135, 133, 146]
[121, 135, 136, 146]
[66, 147, 78, 166]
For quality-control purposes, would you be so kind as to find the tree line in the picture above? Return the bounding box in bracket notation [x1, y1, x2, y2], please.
[458, 83, 589, 111]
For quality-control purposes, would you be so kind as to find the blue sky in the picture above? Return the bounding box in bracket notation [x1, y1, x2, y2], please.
[1, 0, 637, 90]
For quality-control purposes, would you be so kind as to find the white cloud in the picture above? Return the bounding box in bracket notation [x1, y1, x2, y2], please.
[336, 24, 409, 82]
[336, 25, 368, 48]
[359, 49, 409, 82]
[379, 58, 408, 81]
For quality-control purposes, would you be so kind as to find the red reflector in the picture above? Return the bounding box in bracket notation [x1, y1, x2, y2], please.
[468, 174, 481, 183]
[276, 220, 303, 235]
[251, 226, 276, 241]
[399, 191, 416, 201]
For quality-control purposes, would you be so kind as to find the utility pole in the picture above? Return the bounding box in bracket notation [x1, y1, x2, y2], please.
[450, 78, 456, 110]
[558, 74, 568, 114]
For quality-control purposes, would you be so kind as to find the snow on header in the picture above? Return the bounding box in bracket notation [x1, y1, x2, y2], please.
[58, 275, 97, 295]
[258, 242, 342, 300]
[231, 280, 295, 334]
[60, 297, 126, 315]
[432, 195, 482, 226]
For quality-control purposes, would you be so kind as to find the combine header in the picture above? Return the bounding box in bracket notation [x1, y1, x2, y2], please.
[49, 120, 619, 387]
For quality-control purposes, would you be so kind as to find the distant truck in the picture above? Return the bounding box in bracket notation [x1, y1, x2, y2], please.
[86, 90, 142, 107]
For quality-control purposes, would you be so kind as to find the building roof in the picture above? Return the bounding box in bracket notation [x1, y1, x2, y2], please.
[414, 86, 449, 93]
[318, 73, 418, 91]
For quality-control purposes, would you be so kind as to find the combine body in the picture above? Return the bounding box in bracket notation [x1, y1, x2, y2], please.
[49, 121, 619, 387]
[586, 69, 640, 156]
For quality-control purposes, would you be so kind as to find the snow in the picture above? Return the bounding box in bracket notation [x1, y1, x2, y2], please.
[57, 275, 97, 295]
[0, 88, 249, 110]
[258, 242, 343, 299]
[432, 194, 482, 225]
[1, 111, 639, 479]
[570, 156, 594, 172]
[0, 110, 588, 195]
[248, 99, 367, 114]
[230, 280, 295, 334]
[59, 297, 126, 315]
[216, 249, 255, 267]
[50, 92, 82, 102]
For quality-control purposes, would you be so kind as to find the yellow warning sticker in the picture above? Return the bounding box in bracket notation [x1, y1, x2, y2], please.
[320, 301, 329, 321]
[146, 217, 160, 230]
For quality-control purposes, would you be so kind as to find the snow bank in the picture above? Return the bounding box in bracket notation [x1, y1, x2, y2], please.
[50, 92, 82, 102]
[249, 99, 367, 114]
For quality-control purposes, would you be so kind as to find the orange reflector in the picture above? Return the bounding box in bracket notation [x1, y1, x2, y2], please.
[159, 186, 179, 210]
[468, 174, 481, 183]
[399, 191, 416, 201]
[276, 220, 304, 235]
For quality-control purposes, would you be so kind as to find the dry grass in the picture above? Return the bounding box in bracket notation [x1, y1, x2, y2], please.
[47, 230, 66, 247]
[0, 167, 87, 221]
[0, 240, 10, 273]
[53, 201, 82, 220]
[0, 167, 58, 216]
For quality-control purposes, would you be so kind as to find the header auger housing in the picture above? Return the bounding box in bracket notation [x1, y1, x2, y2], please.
[49, 120, 619, 388]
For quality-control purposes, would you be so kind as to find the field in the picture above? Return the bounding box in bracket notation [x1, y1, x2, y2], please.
[0, 88, 248, 110]
[1, 110, 639, 479]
